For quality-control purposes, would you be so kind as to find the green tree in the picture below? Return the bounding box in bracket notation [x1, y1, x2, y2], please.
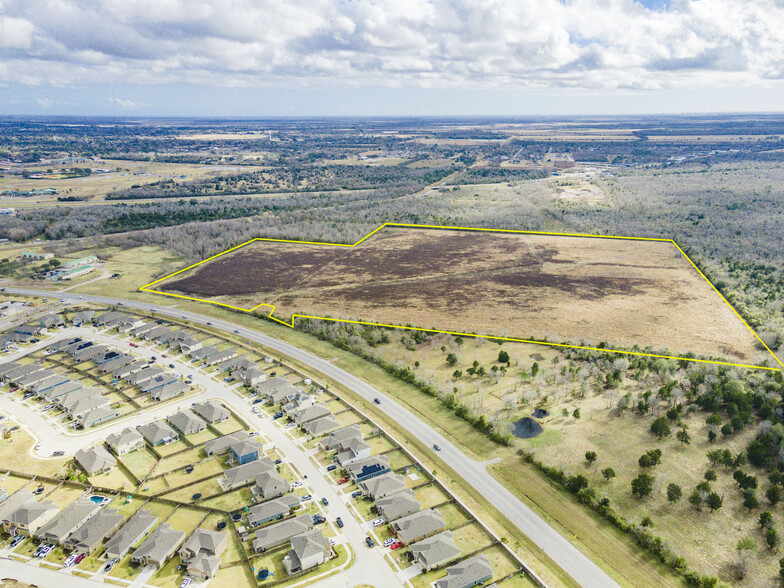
[572, 408, 581, 420]
[497, 350, 510, 364]
[531, 362, 539, 377]
[706, 492, 724, 512]
[689, 489, 703, 510]
[760, 511, 774, 529]
[743, 492, 759, 512]
[446, 353, 458, 366]
[667, 483, 682, 504]
[768, 486, 782, 507]
[704, 470, 717, 482]
[601, 467, 616, 482]
[677, 429, 691, 446]
[631, 473, 654, 498]
[585, 451, 597, 466]
[736, 538, 757, 579]
[721, 423, 734, 437]
[452, 370, 462, 379]
[650, 417, 671, 439]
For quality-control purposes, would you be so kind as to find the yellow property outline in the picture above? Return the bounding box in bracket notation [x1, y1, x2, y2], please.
[140, 222, 784, 372]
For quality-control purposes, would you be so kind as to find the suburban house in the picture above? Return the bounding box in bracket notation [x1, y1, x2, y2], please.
[75, 445, 117, 475]
[3, 500, 60, 537]
[13, 324, 44, 338]
[345, 455, 391, 483]
[218, 458, 275, 491]
[391, 509, 447, 545]
[126, 366, 164, 387]
[204, 431, 249, 456]
[0, 490, 35, 524]
[218, 356, 254, 373]
[376, 489, 420, 521]
[58, 387, 102, 411]
[205, 348, 238, 366]
[34, 498, 102, 544]
[104, 510, 157, 560]
[39, 314, 65, 329]
[71, 310, 95, 326]
[94, 311, 124, 326]
[21, 251, 53, 260]
[229, 440, 260, 465]
[76, 406, 119, 428]
[151, 381, 188, 401]
[179, 337, 202, 355]
[434, 554, 493, 588]
[64, 509, 125, 554]
[66, 395, 110, 417]
[291, 404, 330, 426]
[113, 361, 146, 380]
[142, 326, 170, 341]
[251, 470, 290, 501]
[247, 494, 301, 527]
[255, 377, 289, 400]
[40, 380, 82, 402]
[139, 374, 178, 393]
[130, 523, 185, 568]
[409, 531, 462, 571]
[302, 415, 340, 437]
[130, 323, 156, 337]
[319, 425, 362, 451]
[359, 472, 406, 500]
[106, 428, 145, 455]
[178, 529, 228, 581]
[167, 410, 207, 436]
[192, 400, 230, 423]
[137, 420, 179, 445]
[240, 367, 266, 387]
[63, 255, 97, 269]
[31, 375, 71, 396]
[335, 437, 371, 466]
[189, 345, 218, 361]
[100, 354, 133, 373]
[251, 514, 313, 553]
[282, 529, 332, 575]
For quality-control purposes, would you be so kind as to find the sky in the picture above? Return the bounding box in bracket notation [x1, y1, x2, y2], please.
[0, 0, 783, 116]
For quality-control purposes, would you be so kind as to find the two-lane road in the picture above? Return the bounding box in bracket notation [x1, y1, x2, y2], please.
[3, 286, 618, 588]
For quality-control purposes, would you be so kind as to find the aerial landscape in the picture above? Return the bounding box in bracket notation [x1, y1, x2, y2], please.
[1, 2, 784, 588]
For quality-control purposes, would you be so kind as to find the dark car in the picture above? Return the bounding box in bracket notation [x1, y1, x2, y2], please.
[326, 464, 337, 472]
[351, 490, 362, 498]
[336, 517, 344, 528]
[366, 537, 375, 547]
[321, 497, 329, 506]
[274, 458, 283, 465]
[272, 412, 283, 419]
[312, 515, 326, 524]
[374, 398, 381, 404]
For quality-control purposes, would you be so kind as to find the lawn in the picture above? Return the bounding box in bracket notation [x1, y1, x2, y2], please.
[351, 496, 376, 522]
[165, 506, 207, 533]
[89, 467, 136, 491]
[414, 484, 451, 509]
[162, 477, 223, 503]
[335, 411, 363, 428]
[437, 502, 471, 529]
[46, 485, 85, 508]
[187, 429, 219, 445]
[452, 522, 496, 554]
[108, 554, 146, 581]
[0, 429, 68, 477]
[155, 440, 191, 457]
[149, 553, 186, 588]
[386, 448, 415, 471]
[213, 416, 245, 435]
[106, 494, 143, 518]
[203, 513, 246, 564]
[368, 435, 397, 454]
[482, 544, 523, 580]
[213, 563, 254, 586]
[119, 448, 159, 479]
[199, 487, 254, 511]
[0, 473, 33, 494]
[156, 447, 208, 473]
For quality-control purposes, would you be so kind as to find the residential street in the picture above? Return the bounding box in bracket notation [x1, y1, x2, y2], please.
[2, 286, 618, 588]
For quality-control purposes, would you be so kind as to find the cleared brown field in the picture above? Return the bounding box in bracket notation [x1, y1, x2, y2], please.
[159, 226, 764, 363]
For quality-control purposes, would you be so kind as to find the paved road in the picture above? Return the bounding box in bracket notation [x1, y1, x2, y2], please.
[3, 287, 618, 588]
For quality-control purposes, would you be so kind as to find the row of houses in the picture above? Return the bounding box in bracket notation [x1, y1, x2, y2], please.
[0, 359, 117, 429]
[0, 488, 227, 581]
[250, 514, 333, 575]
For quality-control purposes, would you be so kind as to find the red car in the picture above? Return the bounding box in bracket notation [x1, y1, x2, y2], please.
[129, 342, 138, 348]
[75, 553, 86, 564]
[337, 477, 349, 485]
[390, 542, 403, 550]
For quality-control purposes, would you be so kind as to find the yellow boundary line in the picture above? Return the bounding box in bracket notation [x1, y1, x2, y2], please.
[140, 222, 784, 372]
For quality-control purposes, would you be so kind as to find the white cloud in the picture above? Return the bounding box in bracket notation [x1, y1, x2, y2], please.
[108, 97, 138, 108]
[0, 0, 783, 91]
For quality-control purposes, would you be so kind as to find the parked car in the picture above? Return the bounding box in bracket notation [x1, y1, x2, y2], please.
[383, 538, 395, 547]
[249, 431, 260, 438]
[326, 464, 337, 472]
[75, 553, 86, 564]
[272, 412, 283, 419]
[9, 535, 24, 548]
[63, 554, 76, 567]
[371, 518, 384, 527]
[161, 354, 168, 358]
[179, 578, 192, 588]
[390, 541, 403, 550]
[312, 515, 326, 524]
[104, 558, 118, 572]
[274, 458, 283, 465]
[321, 497, 329, 506]
[336, 517, 344, 528]
[252, 407, 260, 414]
[52, 450, 65, 456]
[292, 481, 302, 488]
[337, 477, 349, 485]
[351, 490, 362, 498]
[129, 342, 138, 347]
[301, 494, 312, 502]
[366, 537, 375, 547]
[23, 393, 35, 400]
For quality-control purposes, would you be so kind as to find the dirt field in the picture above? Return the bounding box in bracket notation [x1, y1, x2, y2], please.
[159, 226, 764, 363]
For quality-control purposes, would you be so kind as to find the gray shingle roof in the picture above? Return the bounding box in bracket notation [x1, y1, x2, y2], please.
[131, 523, 185, 564]
[434, 554, 493, 588]
[137, 420, 179, 444]
[410, 531, 461, 570]
[75, 445, 117, 475]
[204, 431, 249, 455]
[191, 400, 230, 423]
[358, 470, 404, 498]
[104, 509, 157, 559]
[391, 509, 446, 544]
[376, 489, 420, 521]
[167, 409, 207, 435]
[35, 498, 101, 543]
[65, 508, 125, 553]
[251, 514, 313, 552]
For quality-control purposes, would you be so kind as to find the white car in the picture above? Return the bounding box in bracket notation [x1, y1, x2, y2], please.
[62, 554, 76, 567]
[179, 579, 192, 588]
[329, 538, 336, 546]
[292, 481, 302, 488]
[371, 518, 385, 527]
[382, 538, 395, 547]
[252, 407, 260, 414]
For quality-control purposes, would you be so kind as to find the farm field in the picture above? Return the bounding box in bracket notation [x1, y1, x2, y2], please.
[158, 226, 764, 365]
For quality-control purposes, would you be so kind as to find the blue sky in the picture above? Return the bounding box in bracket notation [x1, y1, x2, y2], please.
[0, 0, 782, 116]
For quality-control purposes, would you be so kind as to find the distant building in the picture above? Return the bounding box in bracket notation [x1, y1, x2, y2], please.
[21, 251, 53, 260]
[63, 255, 97, 269]
[52, 266, 94, 281]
